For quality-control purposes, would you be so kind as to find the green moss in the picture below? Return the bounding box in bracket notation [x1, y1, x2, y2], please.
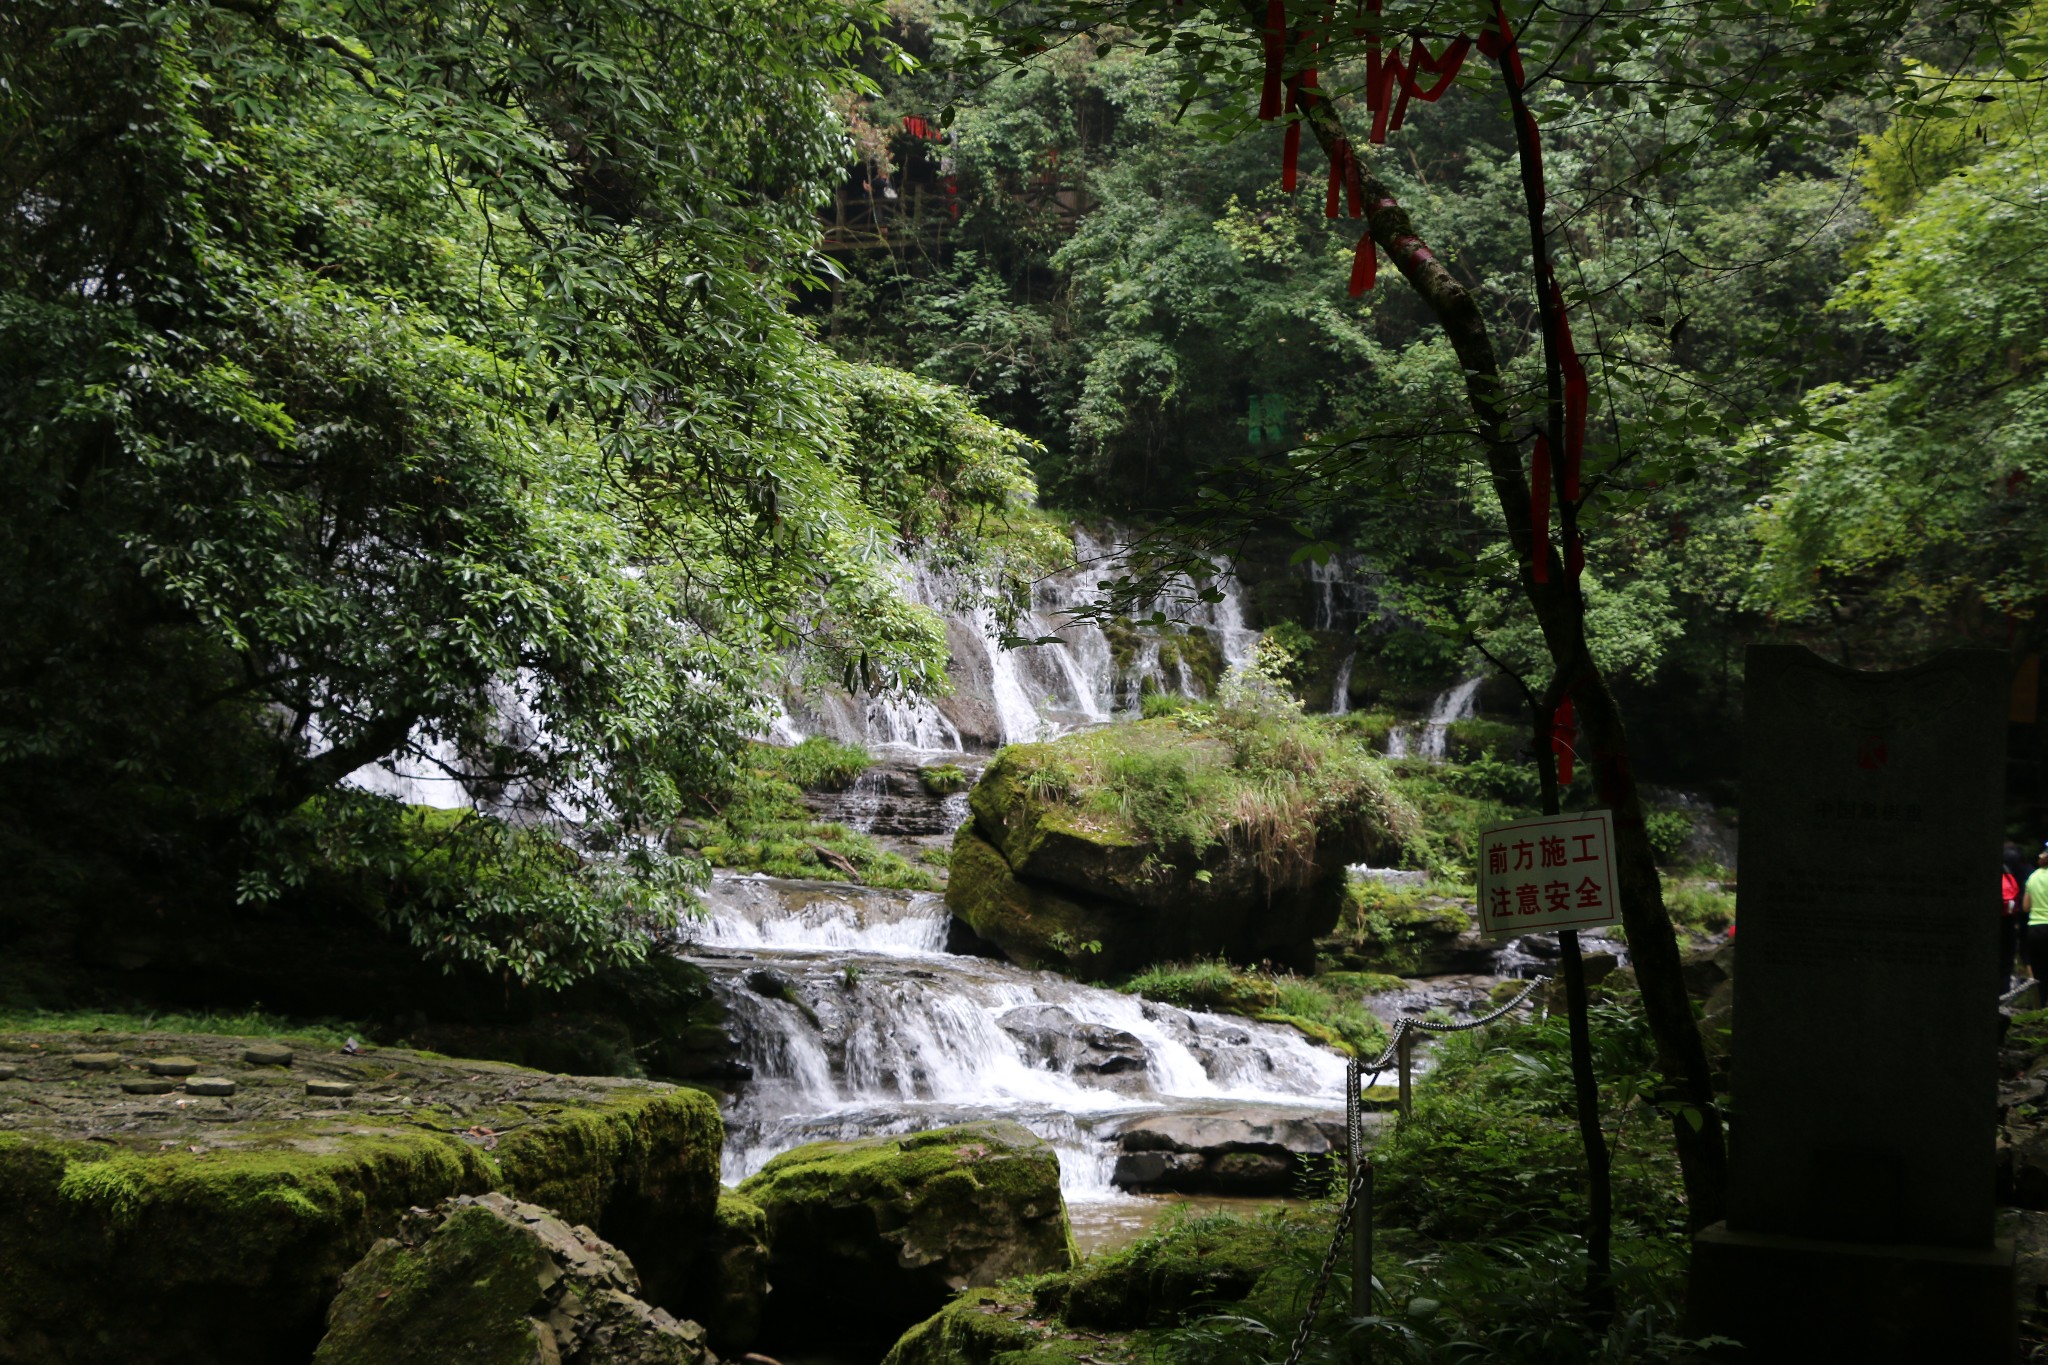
[884, 1286, 1107, 1365]
[684, 743, 937, 890]
[944, 826, 1117, 973]
[1326, 878, 1474, 975]
[313, 1204, 554, 1365]
[0, 1006, 365, 1048]
[970, 713, 1408, 880]
[1056, 1210, 1290, 1330]
[0, 1038, 724, 1365]
[493, 1086, 721, 1232]
[919, 763, 972, 796]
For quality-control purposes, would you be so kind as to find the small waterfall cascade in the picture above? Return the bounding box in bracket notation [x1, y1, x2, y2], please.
[1302, 555, 1378, 634]
[1386, 676, 1485, 761]
[1329, 653, 1356, 716]
[682, 875, 1350, 1201]
[775, 526, 1261, 755]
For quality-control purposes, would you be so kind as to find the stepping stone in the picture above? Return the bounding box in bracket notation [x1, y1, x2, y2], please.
[70, 1053, 120, 1071]
[0, 1064, 18, 1081]
[184, 1077, 236, 1097]
[147, 1056, 200, 1076]
[121, 1079, 178, 1095]
[306, 1080, 356, 1098]
[241, 1045, 294, 1067]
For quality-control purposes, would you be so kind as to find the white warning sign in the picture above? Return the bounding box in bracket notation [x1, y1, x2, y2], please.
[1475, 810, 1620, 938]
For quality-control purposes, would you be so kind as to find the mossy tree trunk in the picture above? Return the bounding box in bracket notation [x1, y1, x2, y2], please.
[1252, 0, 1729, 1229]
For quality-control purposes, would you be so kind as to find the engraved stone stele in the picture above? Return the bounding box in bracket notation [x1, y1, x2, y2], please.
[1687, 645, 2015, 1363]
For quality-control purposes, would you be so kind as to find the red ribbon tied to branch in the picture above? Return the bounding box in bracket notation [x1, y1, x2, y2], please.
[1552, 695, 1576, 786]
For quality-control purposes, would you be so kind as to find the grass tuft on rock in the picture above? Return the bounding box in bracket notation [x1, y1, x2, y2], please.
[1121, 959, 1391, 1057]
[680, 739, 938, 890]
[982, 703, 1415, 890]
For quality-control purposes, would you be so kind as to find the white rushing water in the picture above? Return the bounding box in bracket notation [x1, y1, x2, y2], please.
[1386, 676, 1485, 761]
[683, 875, 1349, 1201]
[776, 527, 1261, 755]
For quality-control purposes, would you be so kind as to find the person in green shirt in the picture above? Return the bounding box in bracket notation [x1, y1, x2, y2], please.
[2027, 853, 2048, 982]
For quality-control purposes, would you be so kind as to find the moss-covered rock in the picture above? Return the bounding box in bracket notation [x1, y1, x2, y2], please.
[883, 1284, 1113, 1365]
[1055, 1211, 1284, 1329]
[738, 1121, 1076, 1351]
[0, 1030, 722, 1365]
[314, 1193, 712, 1365]
[950, 717, 1407, 975]
[1319, 879, 1487, 976]
[693, 1189, 772, 1352]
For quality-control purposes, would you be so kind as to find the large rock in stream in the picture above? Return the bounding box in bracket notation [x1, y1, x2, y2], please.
[737, 1121, 1075, 1349]
[946, 720, 1406, 974]
[0, 1029, 723, 1365]
[315, 1193, 713, 1365]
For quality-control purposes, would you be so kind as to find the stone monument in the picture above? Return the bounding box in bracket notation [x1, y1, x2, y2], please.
[1688, 645, 2015, 1361]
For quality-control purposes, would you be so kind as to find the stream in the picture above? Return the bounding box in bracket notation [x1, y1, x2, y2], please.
[680, 872, 1354, 1240]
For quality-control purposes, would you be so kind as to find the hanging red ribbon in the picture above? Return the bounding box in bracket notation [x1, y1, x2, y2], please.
[1552, 696, 1576, 786]
[1260, 0, 1288, 119]
[1349, 233, 1377, 295]
[1530, 433, 1551, 584]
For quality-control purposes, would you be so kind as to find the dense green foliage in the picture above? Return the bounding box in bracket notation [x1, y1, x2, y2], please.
[0, 0, 1042, 985]
[820, 0, 2046, 801]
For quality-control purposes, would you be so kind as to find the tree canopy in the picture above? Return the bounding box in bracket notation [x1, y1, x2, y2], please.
[0, 0, 1042, 986]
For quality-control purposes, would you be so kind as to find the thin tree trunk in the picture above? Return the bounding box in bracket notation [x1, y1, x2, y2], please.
[1265, 9, 1730, 1227]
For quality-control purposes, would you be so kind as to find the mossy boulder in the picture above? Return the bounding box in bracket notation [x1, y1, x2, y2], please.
[1053, 1211, 1283, 1329]
[949, 718, 1407, 975]
[692, 1189, 772, 1352]
[884, 1284, 1113, 1365]
[314, 1192, 713, 1365]
[0, 1030, 723, 1365]
[1318, 879, 1487, 976]
[738, 1121, 1076, 1350]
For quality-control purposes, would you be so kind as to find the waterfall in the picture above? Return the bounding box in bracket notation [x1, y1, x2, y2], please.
[1330, 652, 1355, 716]
[773, 526, 1261, 754]
[684, 874, 1350, 1200]
[1386, 676, 1484, 762]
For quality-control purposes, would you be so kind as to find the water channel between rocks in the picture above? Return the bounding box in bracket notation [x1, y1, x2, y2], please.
[674, 865, 1594, 1249]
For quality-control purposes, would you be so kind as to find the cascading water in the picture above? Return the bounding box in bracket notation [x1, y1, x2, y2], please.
[1387, 676, 1485, 761]
[775, 527, 1261, 755]
[1330, 653, 1356, 716]
[680, 875, 1350, 1202]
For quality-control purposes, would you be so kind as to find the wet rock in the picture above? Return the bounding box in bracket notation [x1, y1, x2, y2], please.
[70, 1052, 120, 1071]
[738, 1120, 1074, 1350]
[995, 1006, 1148, 1088]
[307, 1080, 357, 1098]
[242, 1044, 294, 1066]
[148, 1056, 201, 1076]
[184, 1077, 237, 1096]
[315, 1192, 713, 1365]
[1108, 1108, 1354, 1196]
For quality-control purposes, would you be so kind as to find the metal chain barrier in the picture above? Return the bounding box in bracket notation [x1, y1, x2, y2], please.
[1277, 976, 1551, 1365]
